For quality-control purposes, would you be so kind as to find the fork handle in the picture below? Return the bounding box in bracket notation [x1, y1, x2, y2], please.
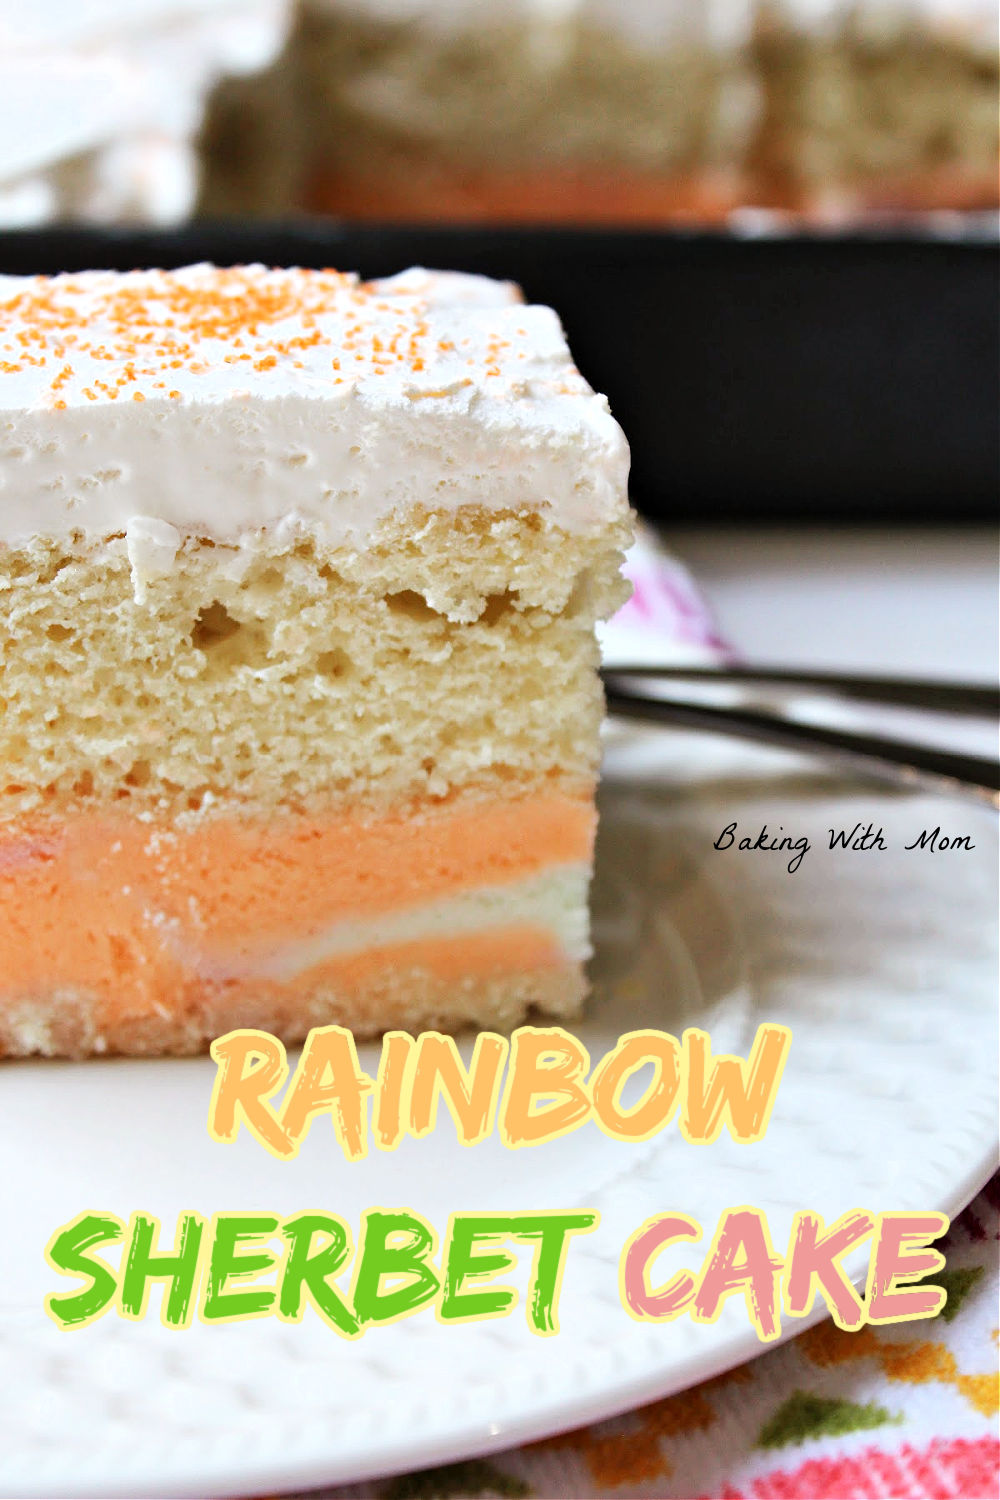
[601, 665, 999, 717]
[602, 684, 1000, 806]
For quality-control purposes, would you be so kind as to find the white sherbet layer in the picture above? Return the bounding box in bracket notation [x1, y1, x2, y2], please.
[0, 263, 630, 549]
[197, 863, 593, 982]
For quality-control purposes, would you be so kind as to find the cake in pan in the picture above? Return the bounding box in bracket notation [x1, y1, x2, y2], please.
[200, 0, 998, 223]
[753, 0, 998, 215]
[0, 262, 631, 1058]
[201, 0, 755, 222]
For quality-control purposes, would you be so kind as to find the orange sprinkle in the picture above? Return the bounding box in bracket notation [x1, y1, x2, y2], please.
[0, 265, 517, 408]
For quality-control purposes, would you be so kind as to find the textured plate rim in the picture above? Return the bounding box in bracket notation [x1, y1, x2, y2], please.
[2, 747, 997, 1500]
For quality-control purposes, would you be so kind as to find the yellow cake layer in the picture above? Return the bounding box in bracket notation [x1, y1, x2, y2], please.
[0, 509, 630, 821]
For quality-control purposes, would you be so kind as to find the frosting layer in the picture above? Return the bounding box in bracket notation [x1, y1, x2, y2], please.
[0, 263, 630, 547]
[0, 0, 288, 227]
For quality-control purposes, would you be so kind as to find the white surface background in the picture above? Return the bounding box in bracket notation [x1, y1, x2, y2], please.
[669, 527, 998, 679]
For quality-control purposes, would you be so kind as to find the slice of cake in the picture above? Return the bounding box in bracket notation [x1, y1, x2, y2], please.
[199, 0, 755, 224]
[198, 0, 998, 224]
[0, 262, 631, 1058]
[751, 0, 999, 215]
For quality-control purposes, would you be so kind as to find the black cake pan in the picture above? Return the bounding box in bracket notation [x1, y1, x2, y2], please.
[1, 222, 996, 526]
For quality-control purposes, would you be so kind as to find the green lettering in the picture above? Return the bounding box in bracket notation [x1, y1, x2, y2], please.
[45, 1212, 123, 1329]
[440, 1216, 519, 1323]
[519, 1212, 598, 1335]
[120, 1213, 205, 1328]
[202, 1214, 279, 1322]
[441, 1212, 597, 1334]
[278, 1213, 359, 1336]
[352, 1210, 439, 1327]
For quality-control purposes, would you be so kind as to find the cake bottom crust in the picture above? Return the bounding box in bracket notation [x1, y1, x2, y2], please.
[0, 961, 585, 1060]
[303, 161, 743, 225]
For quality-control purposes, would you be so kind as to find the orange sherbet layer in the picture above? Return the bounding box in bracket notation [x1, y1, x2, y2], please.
[304, 163, 740, 225]
[283, 924, 562, 993]
[0, 790, 593, 1007]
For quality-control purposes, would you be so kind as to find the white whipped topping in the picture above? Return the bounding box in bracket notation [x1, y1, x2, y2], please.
[0, 264, 630, 550]
[125, 517, 183, 603]
[0, 0, 278, 55]
[308, 0, 753, 49]
[764, 0, 996, 42]
[0, 0, 289, 226]
[308, 0, 993, 50]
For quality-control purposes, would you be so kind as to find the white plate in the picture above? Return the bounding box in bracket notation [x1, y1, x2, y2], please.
[1, 730, 997, 1500]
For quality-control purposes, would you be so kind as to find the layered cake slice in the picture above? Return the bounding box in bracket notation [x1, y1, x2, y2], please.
[752, 0, 999, 215]
[0, 263, 631, 1058]
[199, 0, 998, 224]
[200, 0, 755, 224]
